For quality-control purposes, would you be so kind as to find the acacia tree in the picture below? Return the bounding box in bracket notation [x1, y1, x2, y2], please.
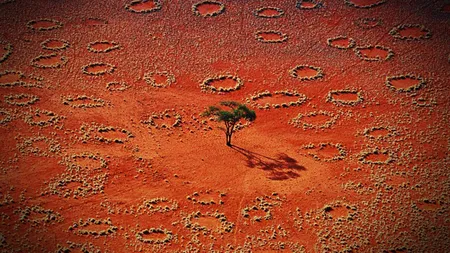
[202, 101, 256, 146]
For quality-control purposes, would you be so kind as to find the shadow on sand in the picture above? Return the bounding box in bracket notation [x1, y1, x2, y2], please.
[231, 145, 306, 181]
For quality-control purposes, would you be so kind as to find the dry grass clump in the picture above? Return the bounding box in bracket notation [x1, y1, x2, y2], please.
[302, 143, 347, 162]
[296, 0, 323, 9]
[15, 205, 63, 226]
[200, 74, 243, 93]
[41, 38, 70, 51]
[192, 1, 225, 17]
[345, 0, 386, 8]
[125, 0, 162, 13]
[253, 7, 284, 18]
[62, 95, 106, 108]
[0, 0, 14, 5]
[246, 90, 307, 109]
[137, 197, 178, 214]
[326, 89, 364, 106]
[82, 62, 115, 76]
[290, 110, 339, 130]
[355, 17, 382, 29]
[141, 109, 182, 129]
[389, 24, 432, 40]
[27, 18, 63, 31]
[135, 227, 173, 244]
[144, 71, 175, 88]
[80, 123, 134, 144]
[289, 65, 324, 80]
[87, 40, 121, 53]
[31, 53, 68, 68]
[56, 241, 101, 253]
[0, 42, 12, 63]
[354, 45, 394, 61]
[16, 135, 61, 157]
[4, 93, 39, 106]
[326, 36, 356, 49]
[358, 148, 395, 164]
[106, 81, 129, 91]
[182, 210, 234, 233]
[69, 218, 117, 236]
[411, 97, 437, 107]
[255, 30, 288, 43]
[385, 74, 425, 92]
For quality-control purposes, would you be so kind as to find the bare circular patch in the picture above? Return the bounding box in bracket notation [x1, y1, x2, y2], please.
[255, 30, 288, 43]
[326, 89, 364, 106]
[84, 17, 107, 26]
[290, 65, 324, 81]
[200, 75, 243, 93]
[354, 45, 394, 61]
[254, 7, 284, 18]
[345, 0, 386, 8]
[144, 71, 175, 88]
[31, 53, 68, 68]
[296, 0, 323, 9]
[246, 90, 307, 109]
[106, 81, 129, 91]
[125, 0, 162, 13]
[327, 36, 356, 49]
[136, 228, 173, 244]
[82, 62, 116, 76]
[27, 18, 63, 31]
[87, 40, 120, 53]
[385, 74, 425, 92]
[390, 24, 432, 40]
[302, 143, 347, 162]
[192, 1, 225, 17]
[41, 38, 70, 51]
[290, 110, 339, 130]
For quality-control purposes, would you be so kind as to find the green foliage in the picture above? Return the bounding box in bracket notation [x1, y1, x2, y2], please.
[203, 101, 256, 146]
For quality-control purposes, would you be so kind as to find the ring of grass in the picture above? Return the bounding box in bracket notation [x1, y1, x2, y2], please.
[389, 24, 432, 40]
[27, 18, 63, 31]
[125, 0, 162, 13]
[344, 0, 386, 8]
[253, 7, 284, 18]
[144, 71, 175, 88]
[106, 81, 129, 91]
[182, 211, 234, 233]
[192, 1, 225, 17]
[246, 90, 308, 110]
[16, 205, 63, 226]
[289, 65, 324, 81]
[41, 38, 70, 51]
[31, 53, 68, 69]
[69, 218, 117, 236]
[200, 75, 243, 93]
[355, 17, 382, 29]
[0, 42, 12, 63]
[5, 93, 39, 106]
[255, 30, 288, 43]
[385, 74, 425, 92]
[290, 110, 339, 130]
[296, 0, 323, 9]
[326, 89, 364, 106]
[354, 45, 394, 61]
[17, 135, 61, 157]
[62, 95, 106, 108]
[82, 62, 116, 76]
[141, 109, 182, 129]
[63, 152, 108, 172]
[138, 198, 179, 214]
[363, 126, 398, 140]
[136, 228, 173, 244]
[302, 143, 347, 162]
[358, 148, 395, 165]
[80, 123, 134, 144]
[24, 109, 64, 127]
[0, 109, 12, 125]
[327, 36, 356, 49]
[87, 40, 121, 53]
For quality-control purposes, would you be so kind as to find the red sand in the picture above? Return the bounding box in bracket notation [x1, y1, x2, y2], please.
[0, 0, 448, 252]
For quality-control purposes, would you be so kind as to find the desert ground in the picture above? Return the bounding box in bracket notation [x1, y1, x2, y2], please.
[0, 0, 449, 252]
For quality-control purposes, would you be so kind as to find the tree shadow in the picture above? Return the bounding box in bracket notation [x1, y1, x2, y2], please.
[231, 145, 306, 181]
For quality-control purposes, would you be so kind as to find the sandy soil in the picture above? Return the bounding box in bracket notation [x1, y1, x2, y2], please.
[0, 0, 449, 252]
